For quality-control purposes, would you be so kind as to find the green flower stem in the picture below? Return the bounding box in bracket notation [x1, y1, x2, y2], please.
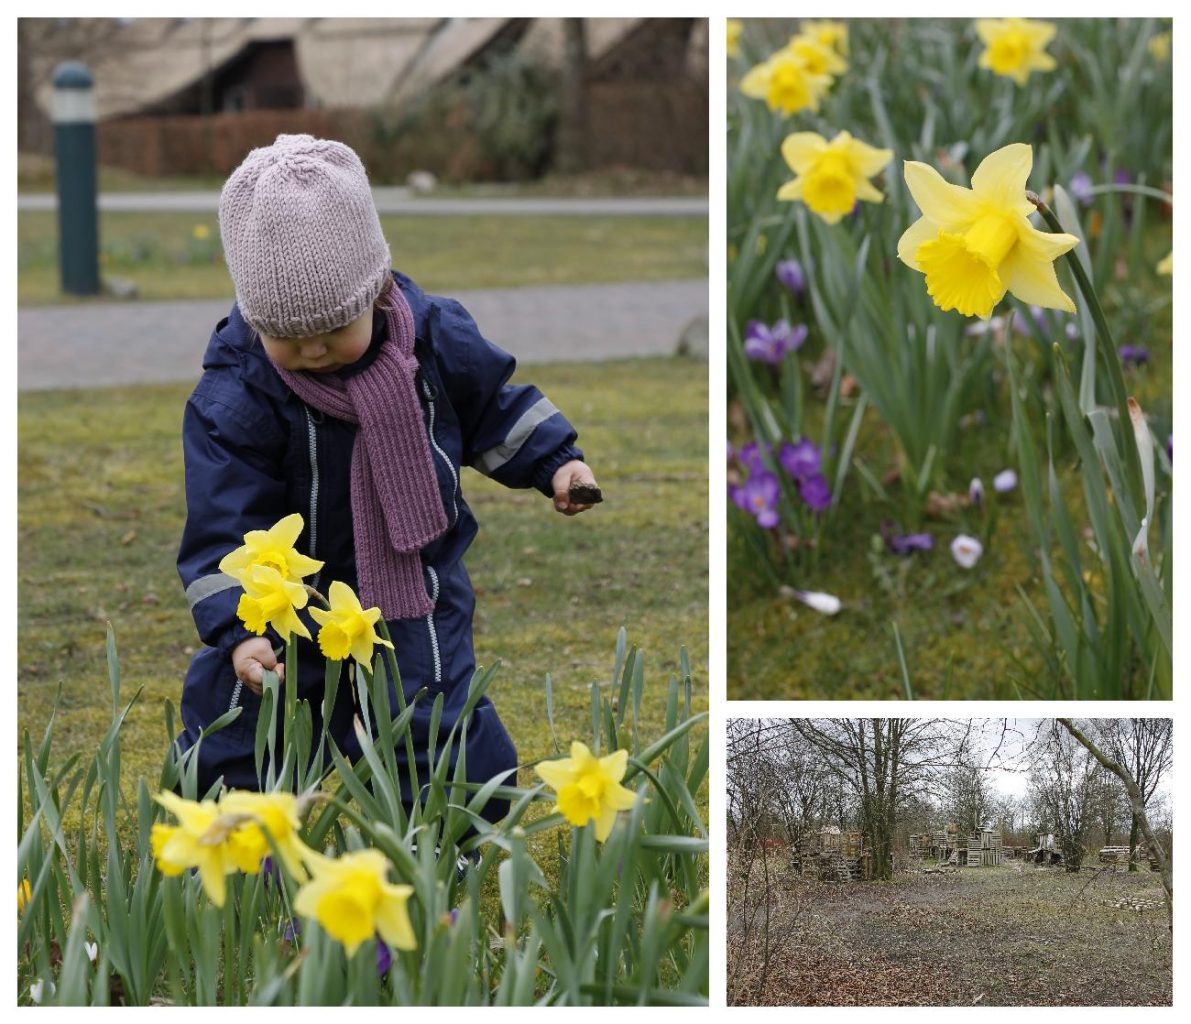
[376, 618, 422, 812]
[1028, 190, 1144, 501]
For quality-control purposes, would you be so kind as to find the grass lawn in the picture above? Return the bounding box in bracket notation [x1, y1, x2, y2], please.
[730, 861, 1171, 1006]
[18, 356, 708, 827]
[17, 212, 707, 305]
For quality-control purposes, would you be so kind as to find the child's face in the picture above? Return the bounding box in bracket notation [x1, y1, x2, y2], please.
[259, 308, 373, 373]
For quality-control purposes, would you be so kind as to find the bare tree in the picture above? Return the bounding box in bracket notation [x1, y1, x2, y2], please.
[1093, 719, 1173, 870]
[1030, 720, 1102, 871]
[1058, 718, 1172, 931]
[790, 719, 961, 880]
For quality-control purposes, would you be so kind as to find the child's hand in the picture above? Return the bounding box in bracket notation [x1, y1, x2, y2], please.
[551, 460, 599, 516]
[231, 636, 284, 696]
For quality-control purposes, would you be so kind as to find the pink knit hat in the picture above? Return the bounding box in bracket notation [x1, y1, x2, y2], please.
[219, 134, 391, 338]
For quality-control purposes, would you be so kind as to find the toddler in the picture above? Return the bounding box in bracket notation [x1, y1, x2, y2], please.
[176, 134, 597, 819]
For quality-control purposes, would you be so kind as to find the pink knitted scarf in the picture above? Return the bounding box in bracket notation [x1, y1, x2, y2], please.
[272, 287, 447, 619]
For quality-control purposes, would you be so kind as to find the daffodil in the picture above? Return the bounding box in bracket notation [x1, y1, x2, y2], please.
[219, 512, 323, 587]
[1148, 31, 1171, 62]
[152, 792, 239, 907]
[897, 143, 1080, 320]
[784, 33, 847, 78]
[309, 581, 394, 667]
[535, 741, 638, 842]
[777, 130, 893, 224]
[727, 20, 742, 59]
[740, 51, 830, 116]
[17, 879, 31, 913]
[219, 790, 310, 880]
[802, 19, 848, 56]
[1157, 251, 1172, 275]
[294, 849, 416, 958]
[236, 564, 312, 641]
[976, 19, 1057, 85]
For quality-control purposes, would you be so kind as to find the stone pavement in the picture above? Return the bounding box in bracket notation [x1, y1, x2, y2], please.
[18, 279, 708, 391]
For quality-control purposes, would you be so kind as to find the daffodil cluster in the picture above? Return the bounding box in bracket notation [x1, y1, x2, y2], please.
[151, 789, 309, 908]
[740, 20, 848, 116]
[152, 789, 416, 958]
[220, 514, 392, 670]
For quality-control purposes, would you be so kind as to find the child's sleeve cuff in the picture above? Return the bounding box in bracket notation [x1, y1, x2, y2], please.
[532, 444, 585, 497]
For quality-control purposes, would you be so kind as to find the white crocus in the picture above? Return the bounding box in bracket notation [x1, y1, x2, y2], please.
[792, 589, 842, 615]
[85, 941, 98, 963]
[951, 535, 984, 569]
[993, 469, 1018, 493]
[969, 477, 985, 506]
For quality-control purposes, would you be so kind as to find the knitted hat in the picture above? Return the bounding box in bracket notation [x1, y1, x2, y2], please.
[219, 134, 391, 338]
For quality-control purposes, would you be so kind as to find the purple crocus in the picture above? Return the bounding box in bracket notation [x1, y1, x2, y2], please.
[740, 470, 781, 528]
[1069, 171, 1094, 206]
[742, 471, 782, 527]
[376, 938, 392, 977]
[736, 441, 767, 474]
[798, 473, 832, 512]
[775, 258, 806, 297]
[744, 319, 807, 365]
[969, 477, 985, 507]
[1167, 434, 1172, 462]
[1118, 344, 1150, 367]
[881, 521, 933, 554]
[282, 919, 301, 943]
[778, 438, 821, 481]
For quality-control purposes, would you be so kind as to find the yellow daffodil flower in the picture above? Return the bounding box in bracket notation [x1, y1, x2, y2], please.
[1157, 251, 1172, 275]
[18, 879, 32, 913]
[784, 33, 847, 78]
[192, 224, 211, 241]
[777, 130, 893, 225]
[1148, 31, 1171, 62]
[309, 581, 394, 666]
[535, 741, 638, 842]
[727, 20, 742, 59]
[976, 19, 1057, 85]
[219, 790, 310, 881]
[219, 512, 323, 587]
[152, 792, 240, 907]
[236, 564, 312, 641]
[897, 143, 1079, 320]
[802, 20, 848, 56]
[294, 849, 416, 958]
[740, 51, 830, 116]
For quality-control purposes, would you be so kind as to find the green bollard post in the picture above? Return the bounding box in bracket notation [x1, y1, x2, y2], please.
[52, 61, 99, 296]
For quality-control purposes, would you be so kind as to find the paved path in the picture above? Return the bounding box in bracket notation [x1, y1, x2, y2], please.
[18, 190, 708, 217]
[18, 279, 708, 391]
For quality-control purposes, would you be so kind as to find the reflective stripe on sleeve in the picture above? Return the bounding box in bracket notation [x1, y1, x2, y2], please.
[185, 572, 241, 609]
[472, 398, 560, 476]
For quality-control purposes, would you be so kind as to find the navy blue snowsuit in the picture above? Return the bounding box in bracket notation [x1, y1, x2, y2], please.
[176, 271, 583, 817]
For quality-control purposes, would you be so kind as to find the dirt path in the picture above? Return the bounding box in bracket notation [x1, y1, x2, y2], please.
[735, 865, 1170, 1006]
